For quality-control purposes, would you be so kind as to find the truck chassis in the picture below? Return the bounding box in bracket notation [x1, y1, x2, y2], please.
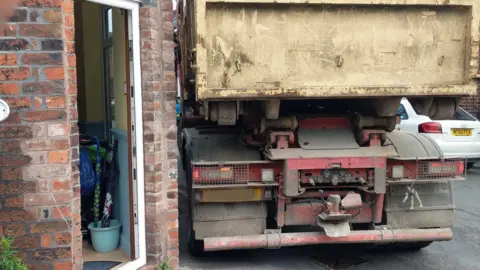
[179, 117, 466, 254]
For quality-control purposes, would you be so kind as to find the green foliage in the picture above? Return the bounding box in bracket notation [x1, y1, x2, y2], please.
[156, 261, 173, 270]
[0, 237, 28, 270]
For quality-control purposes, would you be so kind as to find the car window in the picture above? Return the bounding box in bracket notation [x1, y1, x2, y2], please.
[454, 107, 477, 121]
[396, 104, 409, 120]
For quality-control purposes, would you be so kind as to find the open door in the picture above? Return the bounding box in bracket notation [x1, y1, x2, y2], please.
[125, 11, 139, 260]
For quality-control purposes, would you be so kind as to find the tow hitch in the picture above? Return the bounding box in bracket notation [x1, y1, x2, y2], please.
[317, 193, 363, 237]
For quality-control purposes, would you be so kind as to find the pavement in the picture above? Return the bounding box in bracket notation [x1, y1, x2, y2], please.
[178, 163, 480, 270]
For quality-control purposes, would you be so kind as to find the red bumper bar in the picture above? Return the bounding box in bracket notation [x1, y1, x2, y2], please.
[204, 228, 453, 251]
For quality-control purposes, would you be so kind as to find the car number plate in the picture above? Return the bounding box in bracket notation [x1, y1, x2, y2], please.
[451, 128, 472, 136]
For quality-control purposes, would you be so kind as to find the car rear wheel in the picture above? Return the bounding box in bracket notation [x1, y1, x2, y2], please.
[467, 163, 475, 170]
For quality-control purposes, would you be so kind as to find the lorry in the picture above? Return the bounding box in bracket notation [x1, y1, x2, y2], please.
[175, 0, 480, 255]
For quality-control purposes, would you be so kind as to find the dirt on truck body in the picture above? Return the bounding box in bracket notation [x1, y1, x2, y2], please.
[175, 0, 479, 254]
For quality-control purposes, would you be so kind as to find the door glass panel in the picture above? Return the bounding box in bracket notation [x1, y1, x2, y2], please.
[104, 8, 113, 38]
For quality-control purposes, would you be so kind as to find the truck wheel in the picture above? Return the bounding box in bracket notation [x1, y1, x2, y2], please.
[394, 241, 432, 250]
[187, 230, 205, 257]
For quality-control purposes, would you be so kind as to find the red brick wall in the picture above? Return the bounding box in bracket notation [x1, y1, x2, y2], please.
[0, 0, 79, 269]
[0, 0, 178, 269]
[140, 0, 179, 268]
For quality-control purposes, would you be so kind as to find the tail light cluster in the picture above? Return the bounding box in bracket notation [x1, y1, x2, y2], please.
[428, 161, 464, 175]
[192, 167, 234, 182]
[418, 122, 442, 134]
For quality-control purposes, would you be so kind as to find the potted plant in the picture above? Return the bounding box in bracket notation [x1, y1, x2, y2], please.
[88, 140, 122, 253]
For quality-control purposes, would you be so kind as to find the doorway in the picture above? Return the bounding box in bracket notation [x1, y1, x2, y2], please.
[74, 0, 146, 268]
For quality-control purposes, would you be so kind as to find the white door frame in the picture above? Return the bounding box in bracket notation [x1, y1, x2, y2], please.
[84, 0, 146, 269]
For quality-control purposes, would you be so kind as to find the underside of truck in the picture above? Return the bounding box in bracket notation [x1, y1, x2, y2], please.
[174, 0, 479, 255]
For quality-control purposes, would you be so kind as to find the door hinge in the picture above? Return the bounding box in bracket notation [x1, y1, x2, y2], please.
[133, 168, 137, 180]
[132, 146, 137, 157]
[130, 86, 134, 98]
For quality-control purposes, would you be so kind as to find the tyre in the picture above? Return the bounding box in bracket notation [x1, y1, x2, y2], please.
[394, 241, 432, 250]
[187, 228, 205, 257]
[467, 163, 475, 170]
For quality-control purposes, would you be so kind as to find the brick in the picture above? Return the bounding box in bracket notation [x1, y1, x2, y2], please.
[22, 53, 63, 65]
[2, 168, 22, 180]
[0, 83, 19, 95]
[44, 10, 61, 23]
[0, 68, 30, 81]
[24, 192, 71, 206]
[0, 24, 16, 37]
[26, 164, 68, 179]
[47, 123, 69, 136]
[4, 223, 25, 236]
[4, 97, 31, 108]
[29, 10, 39, 22]
[44, 67, 64, 80]
[32, 248, 71, 260]
[0, 210, 36, 222]
[9, 9, 28, 22]
[2, 112, 22, 124]
[28, 151, 46, 165]
[40, 234, 51, 247]
[46, 96, 66, 108]
[0, 140, 22, 153]
[53, 262, 72, 270]
[54, 232, 71, 245]
[23, 81, 64, 94]
[13, 235, 36, 249]
[0, 54, 18, 65]
[42, 39, 63, 51]
[0, 39, 30, 51]
[0, 155, 32, 167]
[25, 110, 66, 122]
[30, 221, 70, 234]
[52, 179, 70, 192]
[20, 24, 61, 37]
[37, 179, 50, 192]
[21, 0, 63, 7]
[34, 97, 43, 108]
[28, 263, 52, 270]
[51, 206, 71, 219]
[24, 138, 69, 150]
[3, 181, 37, 194]
[48, 150, 69, 163]
[4, 196, 24, 208]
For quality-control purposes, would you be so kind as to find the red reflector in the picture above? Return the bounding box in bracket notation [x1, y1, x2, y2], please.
[428, 162, 461, 174]
[192, 168, 200, 180]
[418, 122, 442, 134]
[192, 167, 234, 181]
[457, 161, 465, 174]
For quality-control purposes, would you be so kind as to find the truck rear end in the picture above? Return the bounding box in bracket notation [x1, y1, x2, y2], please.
[176, 0, 479, 254]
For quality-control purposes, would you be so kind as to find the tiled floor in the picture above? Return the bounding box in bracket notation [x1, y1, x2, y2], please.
[83, 240, 130, 263]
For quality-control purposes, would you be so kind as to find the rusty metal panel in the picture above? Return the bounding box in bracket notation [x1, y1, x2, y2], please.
[265, 146, 397, 160]
[189, 0, 480, 100]
[200, 188, 263, 202]
[385, 182, 454, 211]
[193, 202, 267, 239]
[385, 210, 454, 229]
[284, 202, 325, 226]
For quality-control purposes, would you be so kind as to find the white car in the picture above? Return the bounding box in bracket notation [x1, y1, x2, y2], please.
[396, 98, 480, 169]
